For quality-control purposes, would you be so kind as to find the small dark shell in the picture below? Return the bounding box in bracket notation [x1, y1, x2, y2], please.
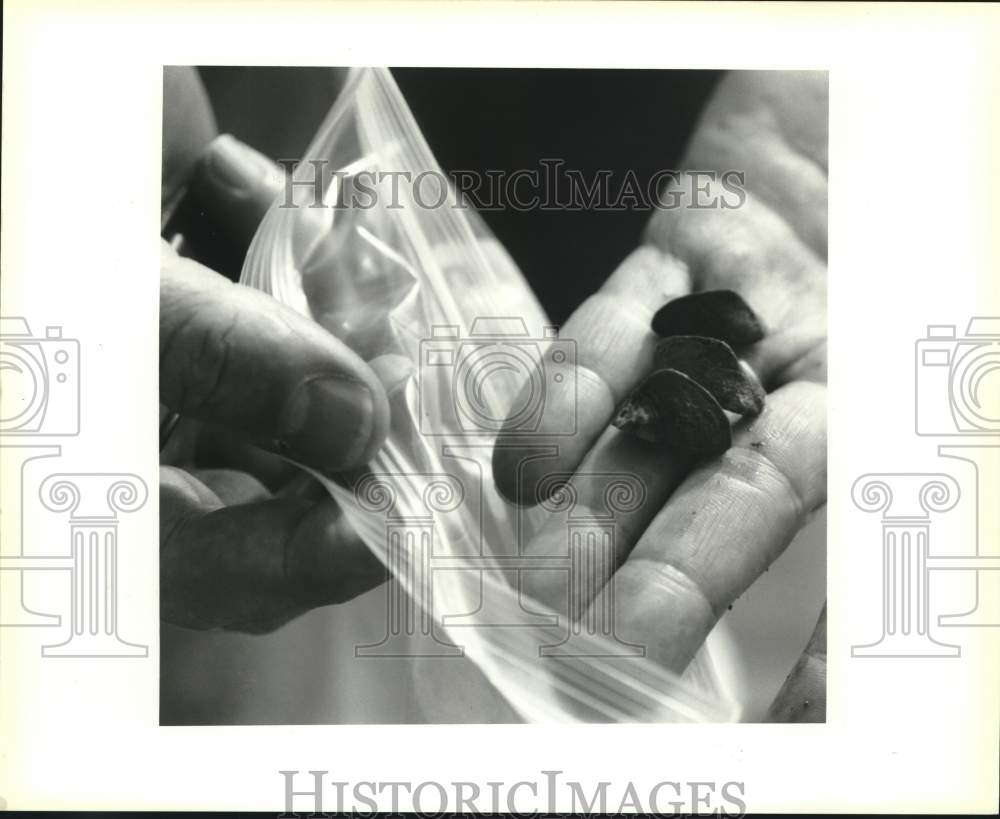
[654, 335, 765, 415]
[612, 368, 732, 456]
[651, 289, 765, 348]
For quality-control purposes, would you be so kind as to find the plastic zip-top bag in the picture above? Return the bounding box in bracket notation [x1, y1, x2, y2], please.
[241, 67, 738, 722]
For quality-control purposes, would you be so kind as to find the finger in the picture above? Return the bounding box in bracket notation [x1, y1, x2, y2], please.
[189, 420, 301, 490]
[159, 413, 201, 467]
[645, 174, 826, 385]
[682, 71, 828, 257]
[160, 465, 385, 632]
[517, 429, 694, 615]
[605, 380, 827, 674]
[702, 70, 829, 174]
[742, 322, 828, 389]
[190, 134, 286, 248]
[275, 471, 329, 502]
[492, 246, 690, 504]
[160, 240, 390, 474]
[647, 174, 825, 334]
[767, 603, 827, 722]
[167, 138, 401, 480]
[162, 67, 217, 226]
[169, 134, 287, 280]
[188, 468, 270, 505]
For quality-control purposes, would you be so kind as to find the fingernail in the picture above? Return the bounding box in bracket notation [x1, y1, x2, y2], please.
[279, 375, 374, 471]
[202, 134, 277, 199]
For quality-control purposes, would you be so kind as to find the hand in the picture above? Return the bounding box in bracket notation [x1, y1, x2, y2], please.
[492, 71, 828, 717]
[159, 69, 390, 633]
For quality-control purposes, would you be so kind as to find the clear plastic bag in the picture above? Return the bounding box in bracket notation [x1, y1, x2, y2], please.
[242, 67, 737, 722]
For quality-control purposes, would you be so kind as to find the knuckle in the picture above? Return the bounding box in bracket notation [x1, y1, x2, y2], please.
[633, 556, 715, 621]
[719, 445, 807, 522]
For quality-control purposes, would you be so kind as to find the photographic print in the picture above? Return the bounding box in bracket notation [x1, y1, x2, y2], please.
[3, 3, 997, 813]
[159, 66, 827, 725]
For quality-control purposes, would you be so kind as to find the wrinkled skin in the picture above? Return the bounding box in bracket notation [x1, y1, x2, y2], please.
[161, 70, 829, 722]
[492, 71, 828, 708]
[160, 68, 391, 633]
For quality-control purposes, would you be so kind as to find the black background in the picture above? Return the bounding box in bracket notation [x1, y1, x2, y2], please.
[199, 67, 721, 324]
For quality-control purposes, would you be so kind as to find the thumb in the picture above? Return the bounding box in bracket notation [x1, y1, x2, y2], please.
[160, 240, 390, 473]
